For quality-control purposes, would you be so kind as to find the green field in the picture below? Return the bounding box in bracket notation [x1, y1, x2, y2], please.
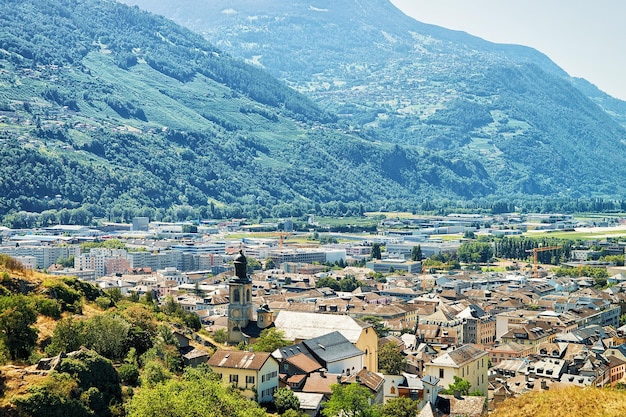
[525, 228, 626, 240]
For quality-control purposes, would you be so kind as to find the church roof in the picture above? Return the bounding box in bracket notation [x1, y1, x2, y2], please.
[303, 331, 364, 364]
[274, 311, 370, 343]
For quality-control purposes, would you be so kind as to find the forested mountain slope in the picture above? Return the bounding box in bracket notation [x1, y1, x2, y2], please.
[122, 0, 626, 201]
[0, 0, 499, 225]
[2, 0, 626, 227]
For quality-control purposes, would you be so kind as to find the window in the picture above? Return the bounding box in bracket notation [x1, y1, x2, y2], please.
[262, 371, 277, 383]
[439, 369, 444, 378]
[229, 374, 239, 384]
[246, 375, 255, 384]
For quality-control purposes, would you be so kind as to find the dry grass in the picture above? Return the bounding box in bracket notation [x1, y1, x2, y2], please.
[491, 386, 626, 417]
[0, 260, 105, 408]
[0, 364, 48, 407]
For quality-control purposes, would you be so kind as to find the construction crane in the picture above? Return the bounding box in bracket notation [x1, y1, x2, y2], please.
[248, 231, 292, 251]
[527, 246, 561, 279]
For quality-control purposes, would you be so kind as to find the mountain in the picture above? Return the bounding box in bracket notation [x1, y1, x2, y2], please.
[0, 0, 495, 225]
[1, 0, 626, 228]
[121, 0, 626, 199]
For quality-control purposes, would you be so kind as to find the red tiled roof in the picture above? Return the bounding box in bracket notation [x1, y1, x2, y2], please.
[208, 350, 273, 370]
[302, 372, 341, 395]
[286, 353, 322, 374]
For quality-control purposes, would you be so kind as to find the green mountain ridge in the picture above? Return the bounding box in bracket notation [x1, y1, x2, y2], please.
[1, 0, 626, 227]
[1, 0, 505, 226]
[121, 0, 626, 199]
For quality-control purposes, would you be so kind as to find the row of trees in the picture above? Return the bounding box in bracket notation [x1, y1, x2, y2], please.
[457, 241, 493, 264]
[494, 237, 572, 263]
[316, 275, 361, 292]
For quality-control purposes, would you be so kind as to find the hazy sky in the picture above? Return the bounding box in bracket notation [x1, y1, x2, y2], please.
[390, 0, 626, 101]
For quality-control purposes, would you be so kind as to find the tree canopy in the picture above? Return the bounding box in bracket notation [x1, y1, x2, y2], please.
[378, 342, 407, 375]
[126, 365, 268, 417]
[322, 383, 377, 417]
[251, 328, 291, 352]
[273, 387, 300, 414]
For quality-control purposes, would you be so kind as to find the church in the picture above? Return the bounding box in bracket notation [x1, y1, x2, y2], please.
[226, 250, 378, 372]
[227, 250, 274, 344]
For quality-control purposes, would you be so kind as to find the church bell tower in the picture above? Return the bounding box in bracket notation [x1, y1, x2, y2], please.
[227, 250, 253, 344]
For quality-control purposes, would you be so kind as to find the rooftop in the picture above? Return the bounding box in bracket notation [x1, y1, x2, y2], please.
[430, 344, 488, 367]
[207, 350, 273, 370]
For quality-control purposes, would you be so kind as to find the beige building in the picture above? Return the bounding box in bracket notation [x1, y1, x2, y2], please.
[499, 322, 556, 352]
[273, 310, 379, 372]
[424, 344, 489, 395]
[208, 350, 279, 403]
[486, 342, 534, 365]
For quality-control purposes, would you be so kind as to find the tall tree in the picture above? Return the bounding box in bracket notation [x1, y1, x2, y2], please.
[410, 245, 422, 261]
[439, 376, 481, 396]
[361, 316, 389, 338]
[45, 317, 84, 356]
[0, 295, 38, 360]
[251, 328, 290, 352]
[371, 244, 382, 260]
[273, 387, 300, 414]
[323, 383, 378, 417]
[378, 342, 407, 375]
[377, 397, 418, 417]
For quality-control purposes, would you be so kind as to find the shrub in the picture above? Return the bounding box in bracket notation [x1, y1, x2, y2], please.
[212, 329, 227, 344]
[33, 296, 62, 319]
[141, 359, 171, 387]
[118, 363, 140, 386]
[42, 280, 82, 312]
[0, 295, 38, 360]
[95, 296, 113, 310]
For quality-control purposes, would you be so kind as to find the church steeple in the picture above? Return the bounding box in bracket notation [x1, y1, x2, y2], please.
[232, 250, 250, 283]
[228, 250, 253, 344]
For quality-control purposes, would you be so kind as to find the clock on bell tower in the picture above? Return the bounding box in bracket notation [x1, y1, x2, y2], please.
[227, 250, 253, 344]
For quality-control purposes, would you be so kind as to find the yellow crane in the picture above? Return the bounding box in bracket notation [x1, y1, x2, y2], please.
[527, 245, 561, 279]
[248, 231, 291, 251]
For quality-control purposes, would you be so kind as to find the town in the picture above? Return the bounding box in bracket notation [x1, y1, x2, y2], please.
[1, 211, 626, 416]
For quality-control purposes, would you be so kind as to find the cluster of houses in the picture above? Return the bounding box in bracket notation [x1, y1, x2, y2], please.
[3, 216, 626, 416]
[167, 251, 626, 417]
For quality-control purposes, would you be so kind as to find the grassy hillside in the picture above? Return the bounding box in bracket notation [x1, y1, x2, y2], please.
[0, 252, 210, 416]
